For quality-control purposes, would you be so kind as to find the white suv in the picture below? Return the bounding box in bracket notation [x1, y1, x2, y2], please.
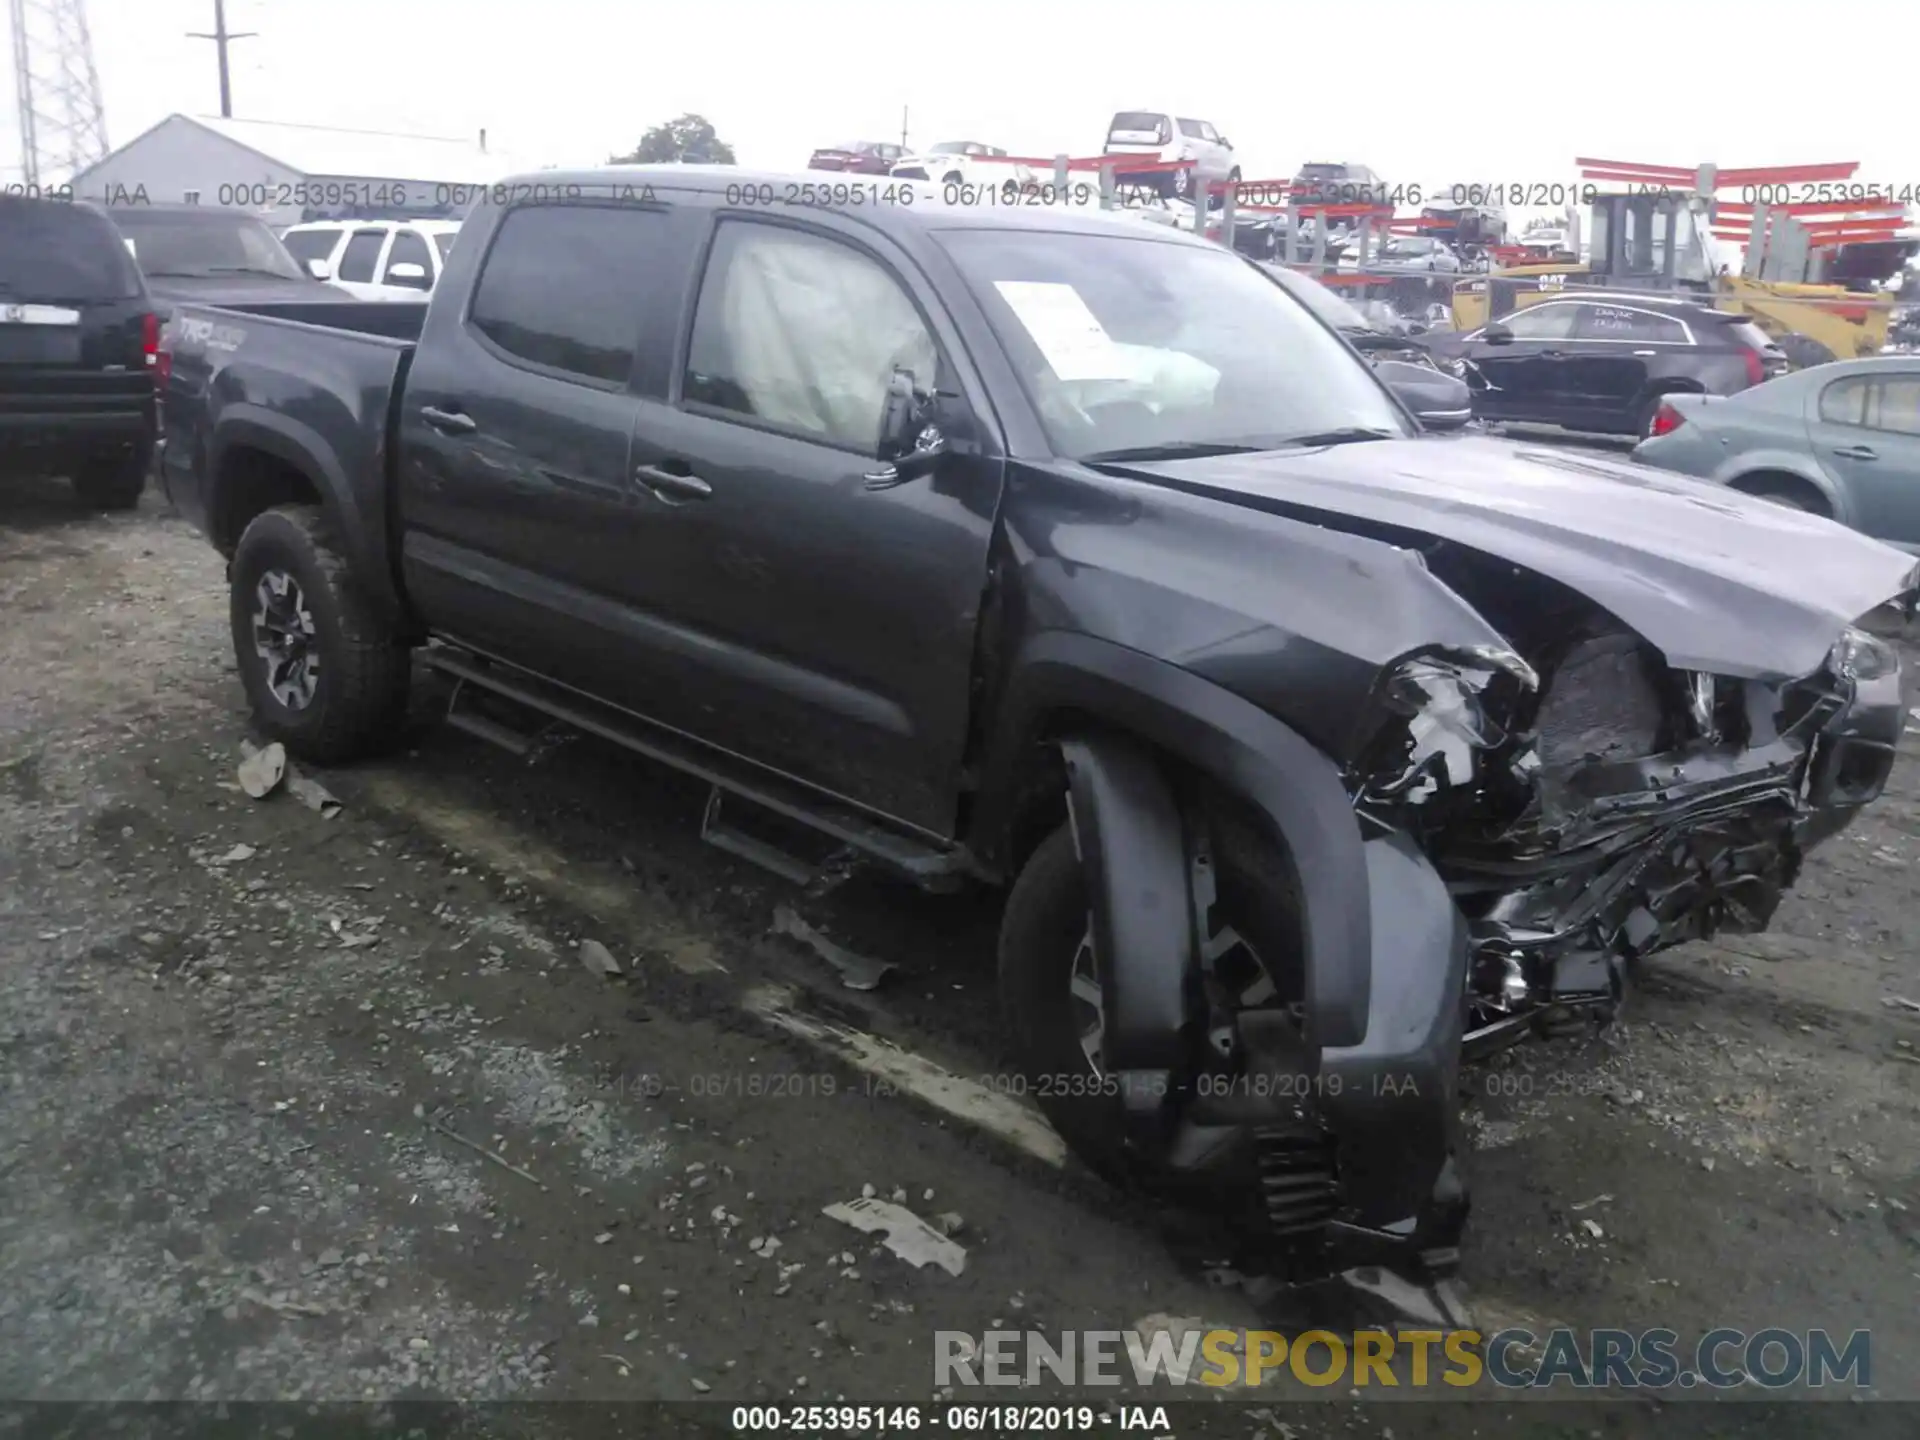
[279, 220, 462, 302]
[1102, 110, 1238, 200]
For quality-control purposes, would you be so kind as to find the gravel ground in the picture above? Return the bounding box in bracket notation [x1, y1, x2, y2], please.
[4, 470, 1920, 1437]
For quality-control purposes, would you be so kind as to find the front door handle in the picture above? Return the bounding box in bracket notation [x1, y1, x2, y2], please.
[635, 463, 712, 500]
[1833, 445, 1879, 461]
[420, 405, 476, 434]
[1537, 349, 1565, 358]
[1631, 349, 1657, 356]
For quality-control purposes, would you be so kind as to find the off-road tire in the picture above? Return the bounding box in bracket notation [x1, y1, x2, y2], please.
[71, 454, 147, 511]
[996, 809, 1303, 1185]
[229, 504, 410, 765]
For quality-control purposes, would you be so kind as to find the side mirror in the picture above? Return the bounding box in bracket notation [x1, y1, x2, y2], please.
[305, 258, 333, 280]
[386, 262, 430, 288]
[866, 368, 949, 490]
[1480, 322, 1514, 345]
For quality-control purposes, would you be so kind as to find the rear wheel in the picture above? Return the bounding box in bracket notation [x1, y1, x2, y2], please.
[228, 504, 411, 764]
[996, 805, 1305, 1186]
[71, 453, 147, 511]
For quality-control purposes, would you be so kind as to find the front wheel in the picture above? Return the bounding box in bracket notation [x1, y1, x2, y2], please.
[228, 504, 411, 765]
[996, 811, 1305, 1185]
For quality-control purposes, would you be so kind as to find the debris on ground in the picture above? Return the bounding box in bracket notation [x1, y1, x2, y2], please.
[1882, 995, 1920, 1014]
[212, 844, 256, 866]
[237, 741, 287, 799]
[286, 770, 342, 819]
[822, 1196, 966, 1276]
[1570, 1194, 1613, 1212]
[772, 906, 894, 990]
[1581, 1218, 1605, 1239]
[578, 938, 623, 979]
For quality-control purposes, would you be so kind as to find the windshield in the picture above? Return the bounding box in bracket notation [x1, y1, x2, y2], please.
[930, 141, 994, 156]
[108, 209, 307, 280]
[0, 199, 142, 300]
[1261, 264, 1371, 329]
[940, 229, 1411, 460]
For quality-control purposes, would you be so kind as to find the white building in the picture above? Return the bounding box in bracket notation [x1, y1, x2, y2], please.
[67, 114, 540, 227]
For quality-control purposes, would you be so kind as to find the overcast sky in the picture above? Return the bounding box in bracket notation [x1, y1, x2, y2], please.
[3, 0, 1915, 199]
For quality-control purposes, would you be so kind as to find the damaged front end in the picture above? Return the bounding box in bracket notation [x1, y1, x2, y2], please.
[1351, 595, 1906, 1058]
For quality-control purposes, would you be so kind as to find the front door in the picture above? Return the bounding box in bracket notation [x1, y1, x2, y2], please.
[1466, 300, 1580, 424]
[617, 213, 1001, 835]
[1808, 369, 1920, 549]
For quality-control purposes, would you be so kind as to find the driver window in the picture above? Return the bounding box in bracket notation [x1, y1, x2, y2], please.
[1501, 304, 1579, 340]
[684, 221, 938, 452]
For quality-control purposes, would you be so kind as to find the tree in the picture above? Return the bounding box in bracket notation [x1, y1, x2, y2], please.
[611, 114, 736, 166]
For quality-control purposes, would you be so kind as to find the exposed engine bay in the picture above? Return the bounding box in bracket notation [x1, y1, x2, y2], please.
[1350, 541, 1906, 1056]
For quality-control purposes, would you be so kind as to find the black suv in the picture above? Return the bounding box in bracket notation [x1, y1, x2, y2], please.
[1424, 291, 1790, 439]
[0, 196, 158, 510]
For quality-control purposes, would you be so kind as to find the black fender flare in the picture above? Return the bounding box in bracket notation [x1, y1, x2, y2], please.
[973, 630, 1372, 1049]
[207, 406, 404, 622]
[1057, 734, 1194, 1088]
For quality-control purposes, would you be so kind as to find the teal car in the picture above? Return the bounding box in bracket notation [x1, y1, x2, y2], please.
[1633, 356, 1920, 553]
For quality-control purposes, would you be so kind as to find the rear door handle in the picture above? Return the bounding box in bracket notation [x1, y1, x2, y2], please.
[1538, 349, 1565, 358]
[420, 405, 476, 434]
[635, 463, 712, 500]
[1833, 445, 1879, 461]
[1631, 349, 1657, 356]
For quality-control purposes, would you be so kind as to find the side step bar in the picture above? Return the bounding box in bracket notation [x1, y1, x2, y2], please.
[421, 646, 971, 892]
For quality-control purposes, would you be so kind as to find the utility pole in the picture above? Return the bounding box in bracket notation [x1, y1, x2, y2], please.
[186, 0, 255, 118]
[900, 106, 908, 151]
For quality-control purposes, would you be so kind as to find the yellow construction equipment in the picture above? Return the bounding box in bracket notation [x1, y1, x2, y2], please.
[1450, 160, 1913, 362]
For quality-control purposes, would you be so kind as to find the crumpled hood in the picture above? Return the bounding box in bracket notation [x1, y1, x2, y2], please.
[1126, 436, 1919, 680]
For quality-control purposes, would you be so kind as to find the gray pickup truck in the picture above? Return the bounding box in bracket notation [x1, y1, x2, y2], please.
[157, 165, 1918, 1285]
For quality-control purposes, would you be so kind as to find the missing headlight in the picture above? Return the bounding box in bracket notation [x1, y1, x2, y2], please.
[1830, 625, 1898, 684]
[1364, 647, 1535, 803]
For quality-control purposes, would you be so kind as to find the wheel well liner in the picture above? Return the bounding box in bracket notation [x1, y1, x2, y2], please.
[971, 630, 1373, 1048]
[1726, 468, 1833, 515]
[207, 409, 405, 623]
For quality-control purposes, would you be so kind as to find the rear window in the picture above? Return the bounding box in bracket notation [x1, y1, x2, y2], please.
[0, 199, 141, 301]
[1108, 112, 1170, 143]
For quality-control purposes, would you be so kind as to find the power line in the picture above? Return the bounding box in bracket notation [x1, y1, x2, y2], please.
[186, 0, 255, 119]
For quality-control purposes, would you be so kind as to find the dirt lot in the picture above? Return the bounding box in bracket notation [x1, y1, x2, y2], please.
[5, 475, 1920, 1436]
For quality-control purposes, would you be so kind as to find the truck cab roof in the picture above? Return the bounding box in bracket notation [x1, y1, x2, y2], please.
[508, 165, 1227, 246]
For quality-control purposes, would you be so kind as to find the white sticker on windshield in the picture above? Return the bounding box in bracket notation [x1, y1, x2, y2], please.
[992, 280, 1133, 381]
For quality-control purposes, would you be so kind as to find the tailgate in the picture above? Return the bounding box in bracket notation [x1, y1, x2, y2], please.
[0, 297, 152, 424]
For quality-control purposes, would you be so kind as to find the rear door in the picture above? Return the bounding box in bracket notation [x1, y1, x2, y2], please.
[373, 228, 437, 300]
[1808, 371, 1920, 547]
[329, 227, 391, 301]
[1563, 302, 1691, 431]
[618, 210, 1001, 833]
[398, 198, 686, 698]
[0, 199, 154, 461]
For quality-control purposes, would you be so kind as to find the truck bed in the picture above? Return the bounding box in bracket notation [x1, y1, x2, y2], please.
[197, 298, 429, 343]
[157, 299, 427, 564]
